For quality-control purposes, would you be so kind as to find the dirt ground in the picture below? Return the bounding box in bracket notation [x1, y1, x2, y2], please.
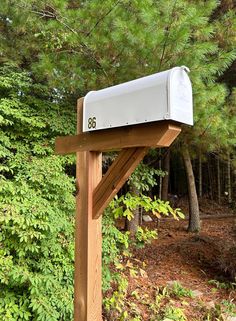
[127, 210, 236, 320]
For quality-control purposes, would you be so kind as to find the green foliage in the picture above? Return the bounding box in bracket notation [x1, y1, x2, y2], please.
[163, 306, 187, 321]
[105, 281, 236, 321]
[102, 197, 160, 290]
[102, 210, 130, 291]
[0, 64, 75, 321]
[220, 299, 236, 317]
[1, 0, 235, 164]
[135, 226, 158, 248]
[208, 279, 236, 290]
[168, 282, 193, 298]
[102, 191, 186, 317]
[110, 193, 185, 221]
[129, 163, 165, 193]
[104, 271, 146, 320]
[201, 299, 236, 321]
[103, 277, 129, 320]
[149, 283, 192, 320]
[104, 282, 193, 321]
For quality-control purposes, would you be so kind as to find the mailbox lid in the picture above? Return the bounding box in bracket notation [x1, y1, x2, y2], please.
[83, 70, 170, 132]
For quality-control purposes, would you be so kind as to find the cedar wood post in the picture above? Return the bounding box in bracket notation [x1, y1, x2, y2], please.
[74, 99, 102, 321]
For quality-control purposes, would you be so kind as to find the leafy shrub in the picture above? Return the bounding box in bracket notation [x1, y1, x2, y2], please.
[163, 306, 187, 321]
[135, 226, 158, 248]
[169, 282, 193, 298]
[0, 64, 75, 321]
[129, 163, 165, 192]
[102, 210, 130, 291]
[110, 193, 185, 222]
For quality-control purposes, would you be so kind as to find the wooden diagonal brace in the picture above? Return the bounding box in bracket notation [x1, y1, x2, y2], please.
[93, 147, 149, 219]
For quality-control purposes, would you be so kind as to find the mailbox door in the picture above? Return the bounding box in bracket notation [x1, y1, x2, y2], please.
[168, 67, 193, 126]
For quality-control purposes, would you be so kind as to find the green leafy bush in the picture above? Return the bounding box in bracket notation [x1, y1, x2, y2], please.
[110, 193, 185, 222]
[169, 282, 194, 298]
[102, 210, 130, 291]
[129, 163, 165, 192]
[163, 306, 187, 321]
[135, 226, 158, 248]
[0, 64, 75, 321]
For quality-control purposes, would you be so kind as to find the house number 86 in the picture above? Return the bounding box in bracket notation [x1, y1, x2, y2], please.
[88, 117, 96, 129]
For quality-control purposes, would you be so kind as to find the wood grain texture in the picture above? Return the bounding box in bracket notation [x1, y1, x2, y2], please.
[93, 147, 149, 219]
[74, 98, 102, 321]
[58, 98, 182, 321]
[55, 121, 181, 154]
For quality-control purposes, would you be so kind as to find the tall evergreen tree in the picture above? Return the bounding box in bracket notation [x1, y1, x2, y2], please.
[0, 4, 235, 320]
[2, 1, 234, 233]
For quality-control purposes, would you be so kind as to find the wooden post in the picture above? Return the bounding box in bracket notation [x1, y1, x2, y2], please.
[74, 99, 102, 321]
[55, 98, 182, 321]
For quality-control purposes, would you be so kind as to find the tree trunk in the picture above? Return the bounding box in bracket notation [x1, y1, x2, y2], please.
[161, 149, 170, 201]
[217, 156, 221, 205]
[234, 169, 236, 204]
[159, 159, 162, 199]
[182, 147, 200, 232]
[208, 155, 213, 200]
[198, 151, 202, 198]
[126, 184, 140, 235]
[227, 152, 232, 204]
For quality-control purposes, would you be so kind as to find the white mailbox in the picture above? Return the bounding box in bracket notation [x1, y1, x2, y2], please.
[83, 66, 193, 132]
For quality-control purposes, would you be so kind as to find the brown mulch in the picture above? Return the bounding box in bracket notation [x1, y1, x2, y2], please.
[127, 214, 236, 320]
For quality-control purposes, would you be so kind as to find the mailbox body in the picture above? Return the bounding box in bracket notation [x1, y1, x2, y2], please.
[83, 66, 193, 132]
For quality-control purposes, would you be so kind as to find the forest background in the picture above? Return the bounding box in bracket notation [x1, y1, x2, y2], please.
[0, 0, 235, 320]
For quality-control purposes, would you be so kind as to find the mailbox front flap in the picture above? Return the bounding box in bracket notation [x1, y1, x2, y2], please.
[168, 66, 193, 126]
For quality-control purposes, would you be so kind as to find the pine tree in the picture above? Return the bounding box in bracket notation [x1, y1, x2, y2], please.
[0, 4, 235, 318]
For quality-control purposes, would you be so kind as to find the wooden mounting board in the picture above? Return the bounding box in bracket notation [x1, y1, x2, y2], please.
[55, 121, 181, 154]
